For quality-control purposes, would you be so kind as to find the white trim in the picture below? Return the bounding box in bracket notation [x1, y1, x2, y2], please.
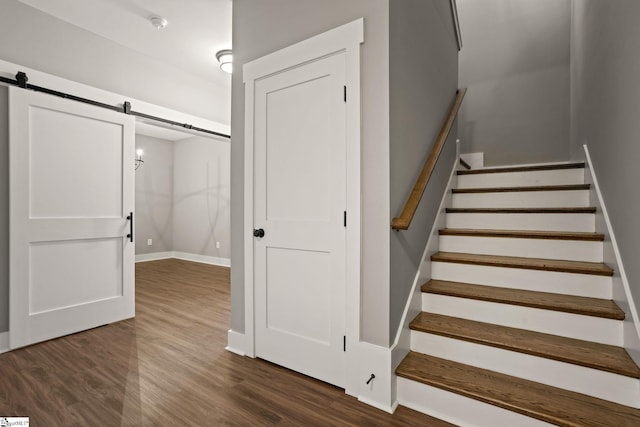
[241, 18, 364, 396]
[356, 341, 397, 413]
[0, 332, 8, 354]
[225, 330, 247, 356]
[135, 251, 230, 267]
[135, 252, 174, 263]
[391, 154, 460, 370]
[583, 145, 640, 365]
[172, 252, 230, 267]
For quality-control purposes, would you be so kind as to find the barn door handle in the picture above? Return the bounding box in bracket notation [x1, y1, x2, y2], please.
[126, 212, 134, 243]
[253, 228, 265, 238]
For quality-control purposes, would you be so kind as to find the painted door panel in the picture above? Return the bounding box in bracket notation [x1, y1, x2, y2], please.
[253, 52, 347, 387]
[9, 88, 135, 349]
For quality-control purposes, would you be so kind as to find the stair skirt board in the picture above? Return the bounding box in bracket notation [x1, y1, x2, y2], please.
[409, 332, 639, 407]
[422, 294, 622, 346]
[457, 168, 585, 189]
[438, 235, 603, 263]
[451, 190, 590, 209]
[431, 262, 611, 299]
[445, 212, 595, 232]
[397, 377, 554, 427]
[584, 145, 640, 367]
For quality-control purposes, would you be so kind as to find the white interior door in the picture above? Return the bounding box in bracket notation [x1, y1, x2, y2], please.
[9, 87, 135, 349]
[253, 52, 347, 387]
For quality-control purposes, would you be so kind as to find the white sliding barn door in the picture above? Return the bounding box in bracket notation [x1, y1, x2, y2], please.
[252, 52, 347, 387]
[9, 88, 135, 349]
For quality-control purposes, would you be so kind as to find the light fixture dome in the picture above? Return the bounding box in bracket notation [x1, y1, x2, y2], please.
[216, 49, 233, 74]
[149, 16, 168, 30]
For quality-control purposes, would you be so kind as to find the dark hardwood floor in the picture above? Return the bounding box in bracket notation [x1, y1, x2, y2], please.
[0, 259, 452, 426]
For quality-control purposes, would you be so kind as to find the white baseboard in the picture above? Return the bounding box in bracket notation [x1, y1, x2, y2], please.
[135, 251, 173, 262]
[135, 251, 231, 267]
[226, 329, 248, 356]
[356, 341, 396, 413]
[172, 252, 231, 267]
[0, 332, 8, 353]
[583, 144, 640, 366]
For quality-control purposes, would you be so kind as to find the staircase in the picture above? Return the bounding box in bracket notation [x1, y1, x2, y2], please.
[395, 162, 640, 426]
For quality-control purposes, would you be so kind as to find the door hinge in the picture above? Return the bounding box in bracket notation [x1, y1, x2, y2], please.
[343, 85, 347, 102]
[343, 211, 347, 227]
[343, 335, 346, 352]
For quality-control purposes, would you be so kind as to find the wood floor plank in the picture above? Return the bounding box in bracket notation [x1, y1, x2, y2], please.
[422, 280, 625, 320]
[0, 259, 453, 426]
[439, 228, 604, 241]
[446, 207, 597, 214]
[410, 312, 640, 378]
[452, 184, 590, 193]
[457, 162, 585, 175]
[396, 352, 640, 427]
[431, 251, 614, 276]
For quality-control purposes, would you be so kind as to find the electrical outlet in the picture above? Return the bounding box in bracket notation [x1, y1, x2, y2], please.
[216, 241, 220, 249]
[147, 239, 153, 246]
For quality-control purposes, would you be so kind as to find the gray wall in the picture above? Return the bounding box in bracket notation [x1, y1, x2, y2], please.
[173, 136, 231, 260]
[457, 0, 571, 166]
[0, 0, 229, 124]
[231, 0, 392, 345]
[570, 0, 640, 318]
[134, 134, 231, 260]
[135, 135, 175, 255]
[0, 87, 7, 332]
[389, 0, 459, 344]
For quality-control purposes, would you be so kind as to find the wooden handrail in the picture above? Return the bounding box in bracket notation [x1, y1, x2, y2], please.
[391, 88, 467, 230]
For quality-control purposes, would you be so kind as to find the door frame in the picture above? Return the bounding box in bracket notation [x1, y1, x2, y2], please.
[242, 18, 363, 396]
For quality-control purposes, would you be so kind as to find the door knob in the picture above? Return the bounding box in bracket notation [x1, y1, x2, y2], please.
[253, 228, 265, 238]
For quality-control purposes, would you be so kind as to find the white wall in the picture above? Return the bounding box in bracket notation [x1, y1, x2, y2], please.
[173, 136, 231, 260]
[0, 0, 229, 124]
[135, 135, 175, 255]
[570, 0, 640, 330]
[457, 0, 571, 166]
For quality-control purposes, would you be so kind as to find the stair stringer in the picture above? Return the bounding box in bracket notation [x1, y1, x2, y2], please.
[391, 155, 460, 392]
[584, 144, 640, 367]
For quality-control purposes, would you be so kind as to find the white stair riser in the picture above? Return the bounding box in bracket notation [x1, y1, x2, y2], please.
[411, 332, 640, 408]
[458, 168, 585, 189]
[446, 213, 595, 232]
[431, 262, 612, 299]
[439, 235, 603, 263]
[397, 377, 555, 427]
[422, 294, 623, 346]
[452, 190, 590, 209]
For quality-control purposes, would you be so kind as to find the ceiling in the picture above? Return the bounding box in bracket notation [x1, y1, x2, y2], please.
[17, 0, 232, 89]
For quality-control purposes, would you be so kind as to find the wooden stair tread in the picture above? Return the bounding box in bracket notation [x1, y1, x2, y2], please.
[446, 207, 597, 214]
[452, 184, 590, 194]
[457, 162, 585, 175]
[396, 352, 640, 427]
[439, 228, 604, 241]
[422, 280, 625, 320]
[431, 252, 614, 276]
[410, 312, 639, 377]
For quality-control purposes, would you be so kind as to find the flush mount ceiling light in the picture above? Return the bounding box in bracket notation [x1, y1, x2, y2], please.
[149, 16, 168, 30]
[216, 49, 233, 74]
